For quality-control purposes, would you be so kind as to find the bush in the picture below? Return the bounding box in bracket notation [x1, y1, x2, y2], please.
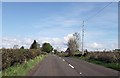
[74, 54, 82, 57]
[41, 43, 53, 53]
[2, 49, 41, 70]
[87, 52, 120, 63]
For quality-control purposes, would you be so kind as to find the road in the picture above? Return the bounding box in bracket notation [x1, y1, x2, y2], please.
[29, 54, 119, 77]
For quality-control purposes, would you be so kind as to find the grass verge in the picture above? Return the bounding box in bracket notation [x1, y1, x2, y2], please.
[0, 71, 2, 77]
[75, 56, 120, 71]
[2, 54, 46, 76]
[87, 59, 120, 71]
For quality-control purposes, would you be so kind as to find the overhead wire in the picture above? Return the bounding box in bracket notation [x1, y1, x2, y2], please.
[80, 1, 114, 51]
[84, 2, 113, 22]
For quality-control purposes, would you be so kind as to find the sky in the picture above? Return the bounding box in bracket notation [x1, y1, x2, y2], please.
[1, 0, 120, 2]
[1, 2, 118, 51]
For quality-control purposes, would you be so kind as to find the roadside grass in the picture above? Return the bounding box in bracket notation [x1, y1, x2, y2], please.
[0, 71, 2, 77]
[2, 54, 46, 76]
[58, 53, 69, 57]
[87, 59, 120, 71]
[75, 56, 120, 71]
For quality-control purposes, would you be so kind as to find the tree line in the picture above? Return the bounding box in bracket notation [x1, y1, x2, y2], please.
[20, 40, 53, 53]
[14, 32, 81, 55]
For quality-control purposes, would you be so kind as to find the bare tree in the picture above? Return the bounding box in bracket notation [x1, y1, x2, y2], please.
[13, 45, 19, 49]
[73, 32, 80, 50]
[67, 32, 80, 56]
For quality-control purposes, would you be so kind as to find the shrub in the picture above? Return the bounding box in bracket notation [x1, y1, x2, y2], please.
[87, 52, 120, 63]
[41, 43, 53, 53]
[2, 49, 41, 70]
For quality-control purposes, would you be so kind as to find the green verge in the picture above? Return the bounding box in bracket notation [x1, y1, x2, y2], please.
[2, 54, 47, 76]
[75, 56, 120, 71]
[87, 59, 120, 71]
[0, 71, 2, 78]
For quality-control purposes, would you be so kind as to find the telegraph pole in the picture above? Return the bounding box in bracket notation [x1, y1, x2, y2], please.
[82, 20, 84, 55]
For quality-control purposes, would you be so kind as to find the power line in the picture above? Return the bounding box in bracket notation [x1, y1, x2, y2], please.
[85, 2, 113, 22]
[80, 1, 113, 52]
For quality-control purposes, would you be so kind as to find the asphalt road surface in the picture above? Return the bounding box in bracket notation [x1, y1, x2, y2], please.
[31, 54, 119, 77]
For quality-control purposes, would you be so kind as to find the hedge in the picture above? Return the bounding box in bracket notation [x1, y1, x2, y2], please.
[1, 49, 41, 70]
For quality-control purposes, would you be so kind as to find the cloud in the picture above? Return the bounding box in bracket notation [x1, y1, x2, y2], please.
[1, 37, 65, 50]
[84, 42, 118, 51]
[39, 37, 67, 51]
[2, 32, 117, 51]
[2, 37, 34, 48]
[34, 16, 81, 30]
[91, 42, 103, 49]
[1, 34, 72, 51]
[64, 33, 73, 42]
[32, 2, 117, 41]
[2, 2, 118, 52]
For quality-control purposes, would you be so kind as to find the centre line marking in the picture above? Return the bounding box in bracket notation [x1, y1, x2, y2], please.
[62, 59, 65, 61]
[69, 64, 74, 69]
[79, 72, 82, 75]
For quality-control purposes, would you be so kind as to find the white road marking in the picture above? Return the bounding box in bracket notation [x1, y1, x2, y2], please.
[79, 72, 82, 75]
[59, 57, 61, 59]
[62, 59, 65, 61]
[69, 64, 74, 69]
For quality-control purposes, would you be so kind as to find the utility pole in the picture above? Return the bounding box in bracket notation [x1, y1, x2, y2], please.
[82, 20, 84, 55]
